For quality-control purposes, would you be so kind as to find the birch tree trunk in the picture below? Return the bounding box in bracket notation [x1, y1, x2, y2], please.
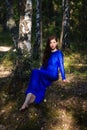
[60, 0, 70, 49]
[18, 0, 32, 53]
[5, 0, 18, 48]
[33, 0, 42, 59]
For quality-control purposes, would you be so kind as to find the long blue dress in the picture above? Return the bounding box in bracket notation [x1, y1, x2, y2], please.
[25, 50, 66, 103]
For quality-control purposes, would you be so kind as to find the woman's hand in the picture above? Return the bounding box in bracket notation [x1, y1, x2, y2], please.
[62, 79, 70, 83]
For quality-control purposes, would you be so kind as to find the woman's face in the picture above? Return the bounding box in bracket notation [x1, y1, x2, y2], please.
[49, 39, 58, 51]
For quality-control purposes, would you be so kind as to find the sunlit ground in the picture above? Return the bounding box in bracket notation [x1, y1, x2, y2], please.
[0, 46, 12, 78]
[0, 46, 11, 52]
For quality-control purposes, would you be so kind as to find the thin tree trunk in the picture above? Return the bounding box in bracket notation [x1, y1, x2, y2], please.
[60, 16, 64, 49]
[18, 0, 32, 53]
[60, 0, 70, 49]
[39, 0, 42, 60]
[5, 0, 19, 48]
[33, 0, 42, 59]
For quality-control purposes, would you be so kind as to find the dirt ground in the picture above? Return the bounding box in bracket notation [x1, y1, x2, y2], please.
[0, 70, 87, 130]
[0, 48, 87, 130]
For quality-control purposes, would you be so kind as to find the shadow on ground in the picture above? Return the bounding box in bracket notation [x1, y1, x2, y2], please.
[0, 74, 87, 130]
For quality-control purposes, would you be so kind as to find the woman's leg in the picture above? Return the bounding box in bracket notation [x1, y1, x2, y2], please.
[29, 93, 36, 104]
[19, 93, 36, 111]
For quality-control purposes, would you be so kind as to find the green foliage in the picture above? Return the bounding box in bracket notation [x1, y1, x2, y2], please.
[0, 50, 17, 69]
[70, 41, 87, 52]
[0, 31, 13, 46]
[0, 0, 86, 80]
[0, 1, 87, 130]
[70, 0, 87, 42]
[42, 0, 62, 39]
[13, 0, 20, 23]
[0, 0, 87, 46]
[14, 50, 32, 80]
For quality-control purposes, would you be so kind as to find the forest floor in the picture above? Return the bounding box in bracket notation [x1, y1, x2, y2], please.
[0, 43, 87, 130]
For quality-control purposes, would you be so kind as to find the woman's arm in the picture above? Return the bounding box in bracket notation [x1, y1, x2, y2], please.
[58, 51, 66, 80]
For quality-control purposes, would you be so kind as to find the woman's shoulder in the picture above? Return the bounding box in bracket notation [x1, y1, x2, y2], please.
[56, 50, 64, 57]
[57, 49, 63, 54]
[51, 49, 63, 56]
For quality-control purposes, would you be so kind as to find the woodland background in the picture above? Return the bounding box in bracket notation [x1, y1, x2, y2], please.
[0, 0, 87, 130]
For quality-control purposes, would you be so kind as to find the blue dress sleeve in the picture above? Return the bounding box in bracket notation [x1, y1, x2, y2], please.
[40, 65, 44, 70]
[58, 51, 66, 80]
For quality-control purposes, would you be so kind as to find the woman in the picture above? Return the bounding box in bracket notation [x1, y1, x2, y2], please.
[19, 36, 67, 111]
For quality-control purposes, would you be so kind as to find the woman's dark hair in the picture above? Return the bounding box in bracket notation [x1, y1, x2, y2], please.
[42, 36, 58, 67]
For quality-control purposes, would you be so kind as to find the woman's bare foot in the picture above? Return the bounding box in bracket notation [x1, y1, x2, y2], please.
[19, 103, 28, 111]
[19, 93, 36, 111]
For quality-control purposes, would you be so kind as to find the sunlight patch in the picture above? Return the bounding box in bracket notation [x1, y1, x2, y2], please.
[0, 46, 12, 52]
[53, 108, 77, 130]
[0, 69, 12, 78]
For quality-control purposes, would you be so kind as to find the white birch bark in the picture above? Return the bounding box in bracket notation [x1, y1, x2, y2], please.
[18, 0, 32, 53]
